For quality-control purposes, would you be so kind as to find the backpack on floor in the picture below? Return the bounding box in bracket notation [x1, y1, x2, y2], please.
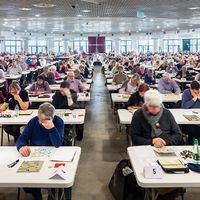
[109, 159, 144, 200]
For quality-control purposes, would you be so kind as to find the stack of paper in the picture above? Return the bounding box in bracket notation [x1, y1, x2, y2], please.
[50, 149, 76, 162]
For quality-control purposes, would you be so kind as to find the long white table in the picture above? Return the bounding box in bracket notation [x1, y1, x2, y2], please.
[128, 146, 200, 200]
[29, 93, 90, 103]
[0, 146, 81, 200]
[0, 109, 86, 146]
[118, 108, 200, 125]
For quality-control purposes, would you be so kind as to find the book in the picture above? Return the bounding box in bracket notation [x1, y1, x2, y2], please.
[19, 110, 33, 115]
[158, 159, 189, 173]
[17, 161, 44, 173]
[183, 115, 200, 121]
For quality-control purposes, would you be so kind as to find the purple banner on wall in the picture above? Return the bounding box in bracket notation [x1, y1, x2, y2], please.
[88, 36, 105, 53]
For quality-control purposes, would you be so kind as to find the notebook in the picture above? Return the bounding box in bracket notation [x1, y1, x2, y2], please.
[17, 161, 44, 173]
[183, 115, 200, 121]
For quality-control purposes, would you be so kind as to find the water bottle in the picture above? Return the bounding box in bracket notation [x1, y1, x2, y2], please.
[14, 104, 19, 117]
[193, 138, 199, 163]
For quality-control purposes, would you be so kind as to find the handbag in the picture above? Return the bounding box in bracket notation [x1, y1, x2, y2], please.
[109, 159, 144, 200]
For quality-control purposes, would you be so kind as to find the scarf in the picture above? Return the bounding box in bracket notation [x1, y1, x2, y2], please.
[142, 106, 163, 137]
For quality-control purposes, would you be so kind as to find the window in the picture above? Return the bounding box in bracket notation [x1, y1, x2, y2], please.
[106, 40, 112, 53]
[73, 40, 88, 52]
[120, 40, 132, 53]
[190, 39, 197, 52]
[163, 39, 180, 53]
[138, 40, 153, 53]
[54, 41, 64, 53]
[28, 40, 47, 53]
[5, 40, 22, 53]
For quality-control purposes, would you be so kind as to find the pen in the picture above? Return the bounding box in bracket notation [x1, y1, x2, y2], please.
[7, 159, 20, 168]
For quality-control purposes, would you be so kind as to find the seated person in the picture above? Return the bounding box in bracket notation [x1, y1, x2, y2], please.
[108, 60, 116, 71]
[52, 81, 78, 109]
[158, 60, 168, 71]
[112, 65, 127, 85]
[181, 81, 200, 144]
[144, 69, 156, 85]
[0, 82, 29, 142]
[124, 83, 150, 111]
[195, 72, 200, 82]
[111, 63, 119, 74]
[176, 65, 193, 80]
[52, 81, 84, 141]
[50, 65, 61, 80]
[119, 74, 140, 94]
[74, 69, 85, 82]
[166, 60, 178, 74]
[41, 66, 55, 85]
[16, 103, 64, 200]
[136, 65, 146, 79]
[65, 72, 85, 93]
[79, 64, 90, 79]
[57, 62, 66, 74]
[29, 75, 51, 94]
[182, 80, 200, 108]
[158, 73, 181, 94]
[7, 59, 22, 75]
[130, 90, 182, 146]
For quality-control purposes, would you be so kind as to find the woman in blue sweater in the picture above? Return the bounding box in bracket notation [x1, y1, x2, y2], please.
[16, 103, 64, 200]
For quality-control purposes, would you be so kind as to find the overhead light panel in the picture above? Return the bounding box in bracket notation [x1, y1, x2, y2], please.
[35, 14, 40, 17]
[19, 8, 32, 11]
[189, 7, 200, 10]
[33, 3, 56, 8]
[81, 10, 91, 13]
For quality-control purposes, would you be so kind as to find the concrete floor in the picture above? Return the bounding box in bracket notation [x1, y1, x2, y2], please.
[0, 67, 200, 200]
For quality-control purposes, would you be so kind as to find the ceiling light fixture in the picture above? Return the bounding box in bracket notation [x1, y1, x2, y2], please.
[32, 3, 56, 8]
[19, 7, 32, 11]
[150, 19, 154, 22]
[81, 10, 91, 13]
[189, 7, 200, 10]
[35, 14, 40, 17]
[77, 14, 82, 17]
[156, 25, 160, 29]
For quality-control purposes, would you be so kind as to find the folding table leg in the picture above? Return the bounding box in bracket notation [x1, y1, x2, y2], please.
[1, 127, 3, 146]
[72, 125, 76, 146]
[17, 188, 20, 200]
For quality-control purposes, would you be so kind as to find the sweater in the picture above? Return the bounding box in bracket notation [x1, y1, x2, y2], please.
[124, 91, 144, 109]
[16, 116, 64, 150]
[182, 88, 200, 108]
[130, 108, 182, 146]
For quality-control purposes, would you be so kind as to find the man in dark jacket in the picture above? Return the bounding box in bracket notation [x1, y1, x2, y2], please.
[130, 90, 182, 147]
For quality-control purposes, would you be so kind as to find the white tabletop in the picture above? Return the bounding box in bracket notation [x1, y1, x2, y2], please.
[173, 78, 192, 84]
[0, 109, 85, 125]
[118, 108, 200, 125]
[5, 74, 22, 80]
[162, 93, 182, 103]
[107, 84, 122, 92]
[0, 79, 6, 84]
[128, 146, 200, 188]
[111, 93, 130, 103]
[29, 93, 90, 103]
[0, 146, 81, 188]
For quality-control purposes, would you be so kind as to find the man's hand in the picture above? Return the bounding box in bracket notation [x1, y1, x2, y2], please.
[191, 90, 198, 101]
[63, 88, 71, 97]
[175, 90, 180, 95]
[42, 120, 55, 129]
[19, 146, 31, 157]
[152, 138, 166, 148]
[14, 95, 21, 102]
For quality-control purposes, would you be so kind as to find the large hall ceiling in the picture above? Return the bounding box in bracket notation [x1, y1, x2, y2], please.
[0, 0, 200, 34]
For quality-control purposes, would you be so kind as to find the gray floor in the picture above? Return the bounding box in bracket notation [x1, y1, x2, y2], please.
[0, 67, 199, 200]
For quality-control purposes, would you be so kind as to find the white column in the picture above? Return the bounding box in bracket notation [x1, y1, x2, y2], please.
[22, 38, 28, 53]
[64, 39, 69, 52]
[153, 39, 159, 52]
[47, 38, 54, 53]
[114, 38, 120, 54]
[132, 39, 138, 52]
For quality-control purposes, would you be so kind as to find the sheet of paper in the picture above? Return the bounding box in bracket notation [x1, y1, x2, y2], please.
[0, 149, 20, 166]
[50, 149, 77, 162]
[134, 146, 156, 158]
